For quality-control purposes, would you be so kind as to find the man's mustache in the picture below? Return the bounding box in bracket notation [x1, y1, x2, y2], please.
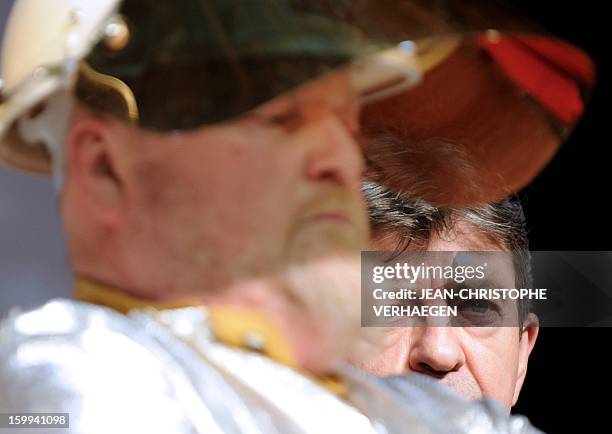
[296, 187, 365, 226]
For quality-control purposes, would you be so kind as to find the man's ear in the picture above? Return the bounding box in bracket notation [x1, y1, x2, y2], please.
[65, 114, 126, 223]
[512, 313, 539, 406]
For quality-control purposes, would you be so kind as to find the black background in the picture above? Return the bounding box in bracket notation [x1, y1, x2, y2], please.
[509, 0, 610, 432]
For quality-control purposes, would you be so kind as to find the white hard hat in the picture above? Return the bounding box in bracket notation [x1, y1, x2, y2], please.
[0, 0, 121, 175]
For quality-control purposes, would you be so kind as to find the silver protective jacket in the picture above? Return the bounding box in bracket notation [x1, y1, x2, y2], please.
[0, 299, 542, 434]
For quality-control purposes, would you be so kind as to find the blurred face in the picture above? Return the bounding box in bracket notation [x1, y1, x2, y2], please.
[359, 222, 538, 410]
[64, 70, 371, 373]
[110, 71, 368, 296]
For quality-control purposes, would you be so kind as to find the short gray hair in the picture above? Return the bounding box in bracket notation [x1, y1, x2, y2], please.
[363, 181, 532, 325]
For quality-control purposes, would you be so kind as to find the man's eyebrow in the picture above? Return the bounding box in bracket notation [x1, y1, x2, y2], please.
[239, 102, 303, 128]
[445, 279, 519, 305]
[446, 278, 510, 289]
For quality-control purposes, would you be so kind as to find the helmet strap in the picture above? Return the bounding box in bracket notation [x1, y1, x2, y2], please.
[17, 90, 75, 191]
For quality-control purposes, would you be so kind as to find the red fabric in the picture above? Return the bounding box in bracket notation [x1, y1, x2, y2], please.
[515, 36, 595, 86]
[479, 35, 593, 126]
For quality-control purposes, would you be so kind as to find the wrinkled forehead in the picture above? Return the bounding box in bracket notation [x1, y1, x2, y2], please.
[371, 217, 510, 253]
[427, 220, 510, 252]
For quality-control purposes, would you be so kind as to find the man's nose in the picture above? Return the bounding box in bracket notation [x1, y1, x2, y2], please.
[301, 105, 364, 192]
[407, 327, 465, 378]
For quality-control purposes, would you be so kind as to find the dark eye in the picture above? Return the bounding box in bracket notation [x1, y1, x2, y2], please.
[263, 107, 301, 126]
[250, 103, 303, 132]
[454, 299, 502, 326]
[238, 101, 303, 132]
[461, 300, 491, 314]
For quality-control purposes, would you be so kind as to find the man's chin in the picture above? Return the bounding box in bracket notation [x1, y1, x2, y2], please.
[280, 254, 365, 362]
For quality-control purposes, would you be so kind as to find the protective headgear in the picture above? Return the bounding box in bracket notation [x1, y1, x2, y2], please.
[0, 0, 595, 205]
[0, 0, 426, 177]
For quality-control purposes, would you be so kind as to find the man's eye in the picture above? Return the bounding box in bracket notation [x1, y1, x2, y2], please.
[460, 300, 492, 314]
[264, 109, 300, 125]
[253, 106, 303, 131]
[454, 300, 502, 326]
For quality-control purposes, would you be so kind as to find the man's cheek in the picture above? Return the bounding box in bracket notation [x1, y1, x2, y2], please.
[355, 354, 397, 376]
[355, 331, 409, 376]
[465, 338, 518, 407]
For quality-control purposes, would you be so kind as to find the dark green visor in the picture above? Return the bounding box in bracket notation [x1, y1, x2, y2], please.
[79, 0, 417, 130]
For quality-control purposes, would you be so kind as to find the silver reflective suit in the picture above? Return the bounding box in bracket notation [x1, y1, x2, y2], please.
[0, 299, 541, 434]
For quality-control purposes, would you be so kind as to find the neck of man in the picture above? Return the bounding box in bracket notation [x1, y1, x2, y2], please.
[73, 272, 342, 375]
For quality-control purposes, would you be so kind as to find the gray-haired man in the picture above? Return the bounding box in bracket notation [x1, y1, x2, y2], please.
[357, 181, 539, 411]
